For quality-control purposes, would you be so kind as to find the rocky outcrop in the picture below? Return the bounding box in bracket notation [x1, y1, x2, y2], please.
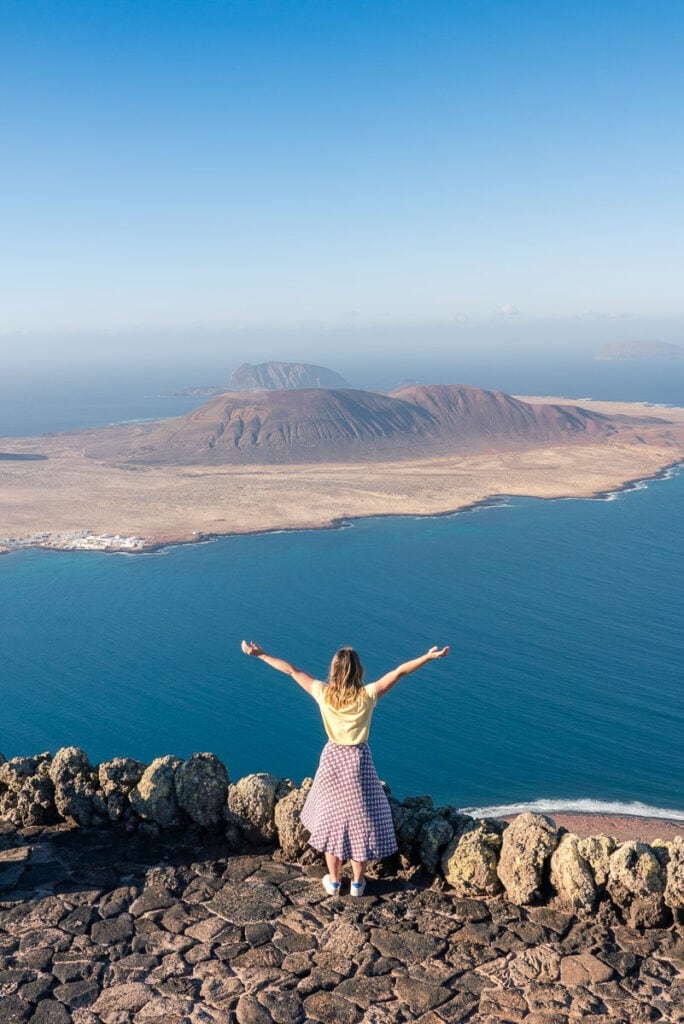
[48, 746, 100, 827]
[274, 781, 312, 860]
[227, 772, 280, 843]
[577, 832, 618, 887]
[175, 752, 230, 829]
[550, 832, 597, 911]
[1, 748, 683, 931]
[418, 814, 454, 873]
[1, 823, 683, 1024]
[98, 756, 146, 822]
[497, 812, 559, 904]
[440, 819, 504, 896]
[0, 753, 56, 827]
[129, 754, 184, 828]
[606, 840, 667, 928]
[663, 836, 684, 920]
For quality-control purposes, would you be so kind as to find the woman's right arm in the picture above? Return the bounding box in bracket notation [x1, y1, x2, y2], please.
[241, 640, 316, 695]
[373, 645, 449, 699]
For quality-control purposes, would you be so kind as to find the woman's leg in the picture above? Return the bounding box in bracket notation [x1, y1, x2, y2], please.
[351, 859, 366, 883]
[325, 853, 343, 883]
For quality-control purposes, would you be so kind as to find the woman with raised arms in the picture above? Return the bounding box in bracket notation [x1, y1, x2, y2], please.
[241, 640, 449, 897]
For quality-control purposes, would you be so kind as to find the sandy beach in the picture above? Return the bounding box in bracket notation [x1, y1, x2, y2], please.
[1, 396, 684, 553]
[501, 811, 683, 844]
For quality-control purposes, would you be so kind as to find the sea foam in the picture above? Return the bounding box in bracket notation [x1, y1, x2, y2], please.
[462, 798, 684, 821]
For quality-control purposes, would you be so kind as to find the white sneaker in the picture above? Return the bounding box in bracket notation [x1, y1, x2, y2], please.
[322, 874, 341, 896]
[350, 879, 366, 897]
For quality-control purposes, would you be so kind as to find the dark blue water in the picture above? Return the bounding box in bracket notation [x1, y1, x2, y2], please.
[2, 469, 683, 816]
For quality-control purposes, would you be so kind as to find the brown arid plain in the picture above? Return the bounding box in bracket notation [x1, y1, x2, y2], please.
[1, 394, 684, 553]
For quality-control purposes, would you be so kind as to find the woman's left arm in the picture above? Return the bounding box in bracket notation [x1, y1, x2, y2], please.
[241, 641, 316, 694]
[373, 645, 449, 698]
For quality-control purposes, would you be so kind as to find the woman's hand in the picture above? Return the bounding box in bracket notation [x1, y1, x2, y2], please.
[241, 640, 263, 657]
[427, 645, 449, 659]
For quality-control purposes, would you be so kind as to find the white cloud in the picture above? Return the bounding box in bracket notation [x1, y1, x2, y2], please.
[499, 304, 520, 317]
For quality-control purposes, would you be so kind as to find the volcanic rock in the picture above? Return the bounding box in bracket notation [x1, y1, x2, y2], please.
[497, 812, 559, 904]
[441, 819, 504, 896]
[129, 755, 184, 829]
[227, 773, 280, 844]
[550, 833, 597, 912]
[175, 753, 229, 830]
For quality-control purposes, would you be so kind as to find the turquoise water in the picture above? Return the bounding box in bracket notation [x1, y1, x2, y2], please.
[2, 467, 683, 815]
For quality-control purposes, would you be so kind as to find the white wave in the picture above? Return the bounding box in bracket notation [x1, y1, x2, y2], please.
[460, 797, 684, 821]
[105, 416, 161, 426]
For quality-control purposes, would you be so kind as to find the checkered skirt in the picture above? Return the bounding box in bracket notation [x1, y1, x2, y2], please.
[300, 741, 398, 861]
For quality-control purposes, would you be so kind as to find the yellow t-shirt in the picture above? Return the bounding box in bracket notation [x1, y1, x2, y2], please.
[310, 680, 378, 745]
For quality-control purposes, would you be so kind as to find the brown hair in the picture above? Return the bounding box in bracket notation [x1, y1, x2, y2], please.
[325, 647, 367, 710]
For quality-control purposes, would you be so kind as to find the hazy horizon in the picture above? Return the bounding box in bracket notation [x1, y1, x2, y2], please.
[4, 313, 684, 379]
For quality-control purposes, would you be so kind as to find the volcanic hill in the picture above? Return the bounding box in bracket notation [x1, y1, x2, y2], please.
[83, 384, 628, 466]
[165, 360, 349, 397]
[229, 360, 349, 390]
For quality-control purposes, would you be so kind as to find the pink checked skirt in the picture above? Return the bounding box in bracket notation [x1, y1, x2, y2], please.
[300, 741, 398, 861]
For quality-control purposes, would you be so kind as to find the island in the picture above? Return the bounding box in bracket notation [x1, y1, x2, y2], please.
[1, 385, 684, 554]
[164, 359, 349, 397]
[596, 341, 684, 361]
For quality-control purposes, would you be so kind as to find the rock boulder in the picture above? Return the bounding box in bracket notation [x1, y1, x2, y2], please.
[418, 815, 454, 873]
[48, 746, 100, 827]
[129, 755, 184, 828]
[606, 841, 667, 928]
[664, 836, 684, 919]
[227, 772, 279, 844]
[497, 812, 559, 904]
[98, 757, 146, 821]
[550, 833, 597, 911]
[274, 782, 312, 860]
[0, 754, 56, 827]
[441, 819, 504, 896]
[577, 833, 618, 887]
[175, 752, 229, 830]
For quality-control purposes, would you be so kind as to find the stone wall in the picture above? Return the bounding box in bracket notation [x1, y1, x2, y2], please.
[1, 748, 682, 927]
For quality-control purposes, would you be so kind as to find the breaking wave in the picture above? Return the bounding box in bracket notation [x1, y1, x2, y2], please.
[460, 798, 684, 821]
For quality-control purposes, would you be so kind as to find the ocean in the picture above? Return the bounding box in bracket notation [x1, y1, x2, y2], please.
[1, 355, 683, 818]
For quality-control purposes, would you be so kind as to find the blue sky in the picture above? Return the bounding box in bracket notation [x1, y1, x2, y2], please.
[1, 0, 683, 362]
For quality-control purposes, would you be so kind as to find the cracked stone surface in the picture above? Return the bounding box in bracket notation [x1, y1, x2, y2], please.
[0, 821, 682, 1023]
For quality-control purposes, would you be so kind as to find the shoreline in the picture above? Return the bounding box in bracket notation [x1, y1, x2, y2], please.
[2, 455, 682, 559]
[496, 810, 684, 844]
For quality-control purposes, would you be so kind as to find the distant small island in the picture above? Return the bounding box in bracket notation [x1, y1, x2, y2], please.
[165, 359, 349, 397]
[596, 341, 684, 361]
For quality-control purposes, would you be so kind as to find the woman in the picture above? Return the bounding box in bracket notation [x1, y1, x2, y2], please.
[241, 639, 449, 897]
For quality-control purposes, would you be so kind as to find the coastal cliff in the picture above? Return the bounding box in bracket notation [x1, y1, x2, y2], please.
[2, 748, 683, 1022]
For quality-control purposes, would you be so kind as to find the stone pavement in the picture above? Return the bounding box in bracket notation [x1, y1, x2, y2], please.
[1, 822, 682, 1024]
